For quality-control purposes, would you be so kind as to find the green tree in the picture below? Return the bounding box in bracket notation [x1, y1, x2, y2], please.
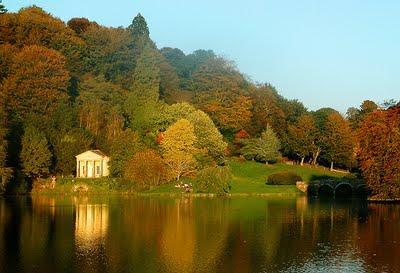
[346, 107, 360, 129]
[240, 126, 281, 163]
[129, 13, 149, 38]
[128, 13, 154, 63]
[280, 99, 307, 124]
[312, 108, 340, 129]
[287, 115, 318, 165]
[80, 23, 135, 84]
[311, 108, 341, 165]
[20, 126, 52, 178]
[157, 103, 227, 162]
[125, 45, 161, 132]
[77, 75, 127, 137]
[127, 15, 179, 99]
[53, 129, 93, 175]
[260, 126, 281, 160]
[161, 119, 198, 181]
[322, 113, 354, 171]
[346, 100, 378, 129]
[161, 47, 191, 78]
[109, 129, 143, 177]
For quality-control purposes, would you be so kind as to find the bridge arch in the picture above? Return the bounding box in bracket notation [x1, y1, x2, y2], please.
[334, 183, 353, 197]
[318, 184, 334, 197]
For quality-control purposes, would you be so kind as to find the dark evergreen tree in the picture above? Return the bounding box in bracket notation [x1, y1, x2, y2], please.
[129, 13, 149, 37]
[125, 45, 161, 131]
[128, 13, 154, 62]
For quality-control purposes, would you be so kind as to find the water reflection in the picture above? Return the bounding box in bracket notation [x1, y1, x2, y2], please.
[0, 196, 399, 273]
[74, 199, 108, 252]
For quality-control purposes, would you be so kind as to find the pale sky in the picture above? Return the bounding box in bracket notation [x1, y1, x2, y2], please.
[5, 0, 400, 112]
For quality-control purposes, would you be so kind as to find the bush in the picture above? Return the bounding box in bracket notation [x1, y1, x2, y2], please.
[123, 149, 167, 189]
[267, 171, 302, 185]
[193, 166, 232, 194]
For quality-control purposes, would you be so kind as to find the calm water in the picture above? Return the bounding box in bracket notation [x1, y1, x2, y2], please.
[0, 195, 399, 273]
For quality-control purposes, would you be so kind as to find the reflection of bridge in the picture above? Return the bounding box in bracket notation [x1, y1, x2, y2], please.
[307, 179, 368, 197]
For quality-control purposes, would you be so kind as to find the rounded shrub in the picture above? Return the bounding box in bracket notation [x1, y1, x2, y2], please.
[193, 166, 232, 194]
[266, 171, 302, 185]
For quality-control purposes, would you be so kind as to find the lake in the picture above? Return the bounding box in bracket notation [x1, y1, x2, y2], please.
[0, 195, 399, 273]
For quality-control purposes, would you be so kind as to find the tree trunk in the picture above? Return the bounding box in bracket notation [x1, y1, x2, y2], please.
[330, 161, 334, 171]
[300, 157, 305, 166]
[312, 148, 320, 166]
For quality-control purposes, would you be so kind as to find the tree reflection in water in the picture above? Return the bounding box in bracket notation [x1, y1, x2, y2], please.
[0, 196, 399, 273]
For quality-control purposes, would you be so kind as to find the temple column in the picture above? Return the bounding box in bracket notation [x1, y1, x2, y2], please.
[76, 160, 80, 178]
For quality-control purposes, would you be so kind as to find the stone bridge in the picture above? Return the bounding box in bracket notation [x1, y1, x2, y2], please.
[297, 179, 369, 197]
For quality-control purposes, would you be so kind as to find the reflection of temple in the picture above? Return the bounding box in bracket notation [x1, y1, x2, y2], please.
[75, 204, 109, 251]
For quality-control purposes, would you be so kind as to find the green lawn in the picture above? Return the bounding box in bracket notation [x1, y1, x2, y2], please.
[227, 159, 347, 194]
[33, 159, 349, 195]
[144, 159, 347, 195]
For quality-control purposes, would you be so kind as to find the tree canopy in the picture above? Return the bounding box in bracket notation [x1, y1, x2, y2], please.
[161, 119, 198, 181]
[358, 105, 400, 199]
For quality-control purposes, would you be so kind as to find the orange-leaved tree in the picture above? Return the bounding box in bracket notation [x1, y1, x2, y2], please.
[358, 105, 400, 199]
[124, 149, 167, 189]
[1, 45, 70, 120]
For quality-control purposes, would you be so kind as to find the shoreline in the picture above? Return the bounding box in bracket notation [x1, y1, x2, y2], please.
[3, 192, 400, 202]
[367, 198, 400, 203]
[26, 191, 302, 198]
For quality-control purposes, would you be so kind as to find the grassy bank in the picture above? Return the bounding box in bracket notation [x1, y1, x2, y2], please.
[32, 159, 348, 196]
[227, 160, 346, 194]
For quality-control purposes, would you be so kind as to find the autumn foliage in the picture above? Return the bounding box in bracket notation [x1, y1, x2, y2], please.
[161, 119, 198, 181]
[358, 106, 400, 199]
[0, 5, 398, 196]
[123, 149, 166, 188]
[1, 45, 69, 119]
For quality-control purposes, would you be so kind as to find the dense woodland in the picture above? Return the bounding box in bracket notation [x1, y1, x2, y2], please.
[0, 6, 399, 198]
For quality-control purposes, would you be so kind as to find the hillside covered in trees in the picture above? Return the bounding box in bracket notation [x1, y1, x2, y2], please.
[0, 6, 399, 198]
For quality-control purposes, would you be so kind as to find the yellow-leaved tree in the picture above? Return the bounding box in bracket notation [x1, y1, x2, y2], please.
[161, 119, 197, 181]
